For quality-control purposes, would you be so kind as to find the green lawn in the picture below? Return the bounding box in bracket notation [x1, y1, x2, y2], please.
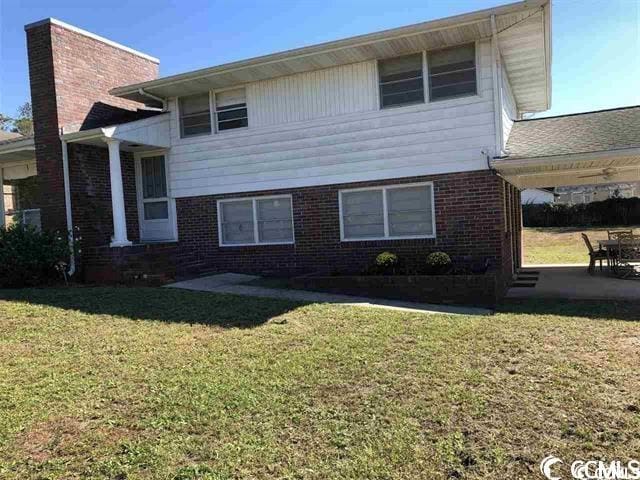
[0, 288, 639, 479]
[524, 226, 640, 265]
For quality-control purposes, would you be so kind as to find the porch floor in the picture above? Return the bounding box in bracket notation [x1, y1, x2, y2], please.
[507, 266, 640, 301]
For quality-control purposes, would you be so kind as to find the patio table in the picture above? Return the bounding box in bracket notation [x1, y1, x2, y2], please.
[598, 238, 640, 272]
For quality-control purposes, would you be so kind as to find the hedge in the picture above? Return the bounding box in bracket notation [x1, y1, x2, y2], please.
[523, 197, 640, 227]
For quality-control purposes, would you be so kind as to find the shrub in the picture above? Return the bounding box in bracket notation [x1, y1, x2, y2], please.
[425, 252, 452, 274]
[374, 251, 399, 275]
[0, 224, 71, 288]
[523, 197, 640, 227]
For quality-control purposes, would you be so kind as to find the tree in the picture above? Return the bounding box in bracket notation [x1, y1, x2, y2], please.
[0, 113, 13, 131]
[0, 101, 33, 136]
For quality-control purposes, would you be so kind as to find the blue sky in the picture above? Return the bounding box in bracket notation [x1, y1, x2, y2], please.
[0, 0, 638, 119]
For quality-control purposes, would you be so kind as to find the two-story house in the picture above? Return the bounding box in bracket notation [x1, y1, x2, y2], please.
[4, 0, 637, 298]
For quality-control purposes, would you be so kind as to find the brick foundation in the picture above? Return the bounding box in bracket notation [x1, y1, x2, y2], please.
[169, 170, 517, 292]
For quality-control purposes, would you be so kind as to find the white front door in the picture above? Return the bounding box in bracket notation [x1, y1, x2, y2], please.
[136, 153, 175, 242]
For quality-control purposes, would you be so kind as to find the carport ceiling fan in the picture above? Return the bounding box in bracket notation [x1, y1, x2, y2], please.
[578, 167, 617, 180]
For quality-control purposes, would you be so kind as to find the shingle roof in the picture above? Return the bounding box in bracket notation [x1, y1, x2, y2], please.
[0, 132, 33, 147]
[505, 106, 640, 159]
[0, 131, 22, 142]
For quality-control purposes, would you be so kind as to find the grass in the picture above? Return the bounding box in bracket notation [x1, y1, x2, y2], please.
[0, 287, 639, 479]
[523, 226, 640, 265]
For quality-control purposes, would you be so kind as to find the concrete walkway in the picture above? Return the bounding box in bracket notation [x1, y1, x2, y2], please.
[166, 273, 491, 316]
[507, 266, 640, 300]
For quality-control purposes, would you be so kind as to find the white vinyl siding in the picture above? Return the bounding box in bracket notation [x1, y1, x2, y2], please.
[339, 182, 435, 241]
[169, 40, 494, 198]
[248, 62, 378, 127]
[179, 93, 211, 138]
[218, 195, 294, 246]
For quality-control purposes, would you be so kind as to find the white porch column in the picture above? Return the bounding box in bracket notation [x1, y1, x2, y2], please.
[105, 138, 132, 247]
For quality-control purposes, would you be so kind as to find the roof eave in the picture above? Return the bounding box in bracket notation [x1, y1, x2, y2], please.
[110, 0, 548, 100]
[492, 147, 640, 170]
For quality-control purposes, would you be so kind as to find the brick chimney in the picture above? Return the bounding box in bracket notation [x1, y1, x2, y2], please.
[24, 18, 159, 231]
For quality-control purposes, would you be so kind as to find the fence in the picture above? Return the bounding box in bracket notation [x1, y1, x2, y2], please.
[523, 197, 640, 227]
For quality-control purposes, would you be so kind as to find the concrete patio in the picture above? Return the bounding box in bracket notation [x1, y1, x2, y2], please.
[507, 266, 640, 301]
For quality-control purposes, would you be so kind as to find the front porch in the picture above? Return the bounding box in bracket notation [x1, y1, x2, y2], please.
[61, 113, 174, 249]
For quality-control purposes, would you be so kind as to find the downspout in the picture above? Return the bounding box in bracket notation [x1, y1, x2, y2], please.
[490, 14, 504, 157]
[61, 138, 76, 276]
[137, 88, 167, 111]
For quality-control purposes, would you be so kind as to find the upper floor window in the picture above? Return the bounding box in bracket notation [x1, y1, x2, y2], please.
[428, 44, 476, 101]
[214, 88, 248, 131]
[378, 53, 424, 108]
[179, 93, 211, 138]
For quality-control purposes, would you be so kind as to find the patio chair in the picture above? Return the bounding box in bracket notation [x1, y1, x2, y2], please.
[581, 233, 608, 274]
[614, 232, 640, 279]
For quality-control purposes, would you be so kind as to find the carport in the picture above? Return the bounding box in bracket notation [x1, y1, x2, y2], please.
[492, 106, 640, 297]
[493, 106, 640, 190]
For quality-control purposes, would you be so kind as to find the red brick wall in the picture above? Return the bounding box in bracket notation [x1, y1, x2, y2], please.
[172, 170, 515, 284]
[25, 20, 158, 232]
[67, 144, 139, 249]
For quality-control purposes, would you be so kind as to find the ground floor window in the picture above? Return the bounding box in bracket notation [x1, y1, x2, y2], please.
[1, 162, 41, 230]
[339, 182, 435, 241]
[217, 195, 294, 246]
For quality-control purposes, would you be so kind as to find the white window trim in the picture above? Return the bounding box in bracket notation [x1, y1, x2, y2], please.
[338, 181, 436, 242]
[134, 150, 178, 243]
[217, 194, 295, 247]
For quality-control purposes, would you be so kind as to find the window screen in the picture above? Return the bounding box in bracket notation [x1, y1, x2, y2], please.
[218, 196, 293, 246]
[215, 88, 248, 131]
[387, 185, 433, 237]
[340, 184, 435, 240]
[428, 44, 476, 101]
[257, 197, 293, 243]
[220, 200, 254, 245]
[141, 156, 167, 199]
[341, 190, 384, 239]
[378, 54, 424, 108]
[144, 201, 169, 220]
[179, 93, 211, 137]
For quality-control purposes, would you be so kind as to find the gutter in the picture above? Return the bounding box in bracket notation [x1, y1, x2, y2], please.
[137, 88, 167, 111]
[490, 14, 504, 157]
[490, 147, 640, 171]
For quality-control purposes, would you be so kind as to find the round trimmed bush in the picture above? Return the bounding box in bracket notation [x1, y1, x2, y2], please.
[425, 251, 452, 274]
[375, 251, 398, 268]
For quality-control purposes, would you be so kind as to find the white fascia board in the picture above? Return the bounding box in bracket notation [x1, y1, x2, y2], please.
[110, 0, 548, 98]
[491, 147, 640, 171]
